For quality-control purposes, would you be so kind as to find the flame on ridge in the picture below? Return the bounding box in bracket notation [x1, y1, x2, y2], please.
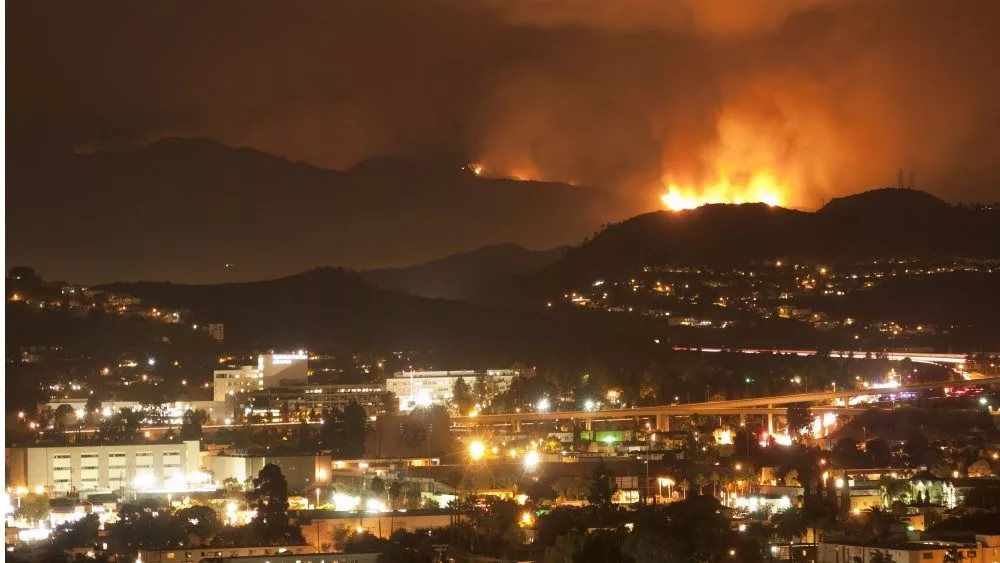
[660, 172, 785, 211]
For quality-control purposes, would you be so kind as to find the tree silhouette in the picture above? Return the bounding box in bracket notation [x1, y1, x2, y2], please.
[772, 507, 807, 562]
[180, 409, 208, 440]
[247, 464, 304, 545]
[452, 377, 474, 415]
[587, 461, 616, 510]
[786, 403, 813, 436]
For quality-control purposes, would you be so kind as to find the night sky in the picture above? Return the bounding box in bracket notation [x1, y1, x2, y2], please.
[7, 0, 1000, 281]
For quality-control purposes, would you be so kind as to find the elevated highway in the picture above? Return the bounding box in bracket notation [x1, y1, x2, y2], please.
[675, 346, 971, 365]
[452, 375, 1000, 433]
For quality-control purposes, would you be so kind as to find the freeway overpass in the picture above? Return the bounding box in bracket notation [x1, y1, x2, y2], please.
[675, 346, 971, 365]
[451, 375, 1000, 433]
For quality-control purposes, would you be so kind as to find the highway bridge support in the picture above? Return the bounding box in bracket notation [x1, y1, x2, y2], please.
[656, 414, 670, 432]
[767, 405, 774, 434]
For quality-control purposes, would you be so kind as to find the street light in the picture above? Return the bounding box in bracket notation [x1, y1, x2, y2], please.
[523, 450, 540, 471]
[469, 440, 486, 461]
[536, 398, 550, 412]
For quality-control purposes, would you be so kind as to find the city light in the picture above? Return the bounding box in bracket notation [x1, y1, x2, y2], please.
[133, 473, 156, 490]
[523, 450, 540, 470]
[536, 398, 550, 412]
[469, 440, 486, 461]
[332, 493, 360, 511]
[583, 399, 595, 411]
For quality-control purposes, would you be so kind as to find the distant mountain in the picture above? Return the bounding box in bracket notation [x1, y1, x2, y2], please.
[7, 138, 628, 283]
[522, 188, 1000, 297]
[817, 188, 954, 217]
[362, 243, 566, 302]
[97, 268, 668, 364]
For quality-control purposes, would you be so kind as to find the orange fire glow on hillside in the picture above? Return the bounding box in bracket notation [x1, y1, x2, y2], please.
[659, 172, 786, 211]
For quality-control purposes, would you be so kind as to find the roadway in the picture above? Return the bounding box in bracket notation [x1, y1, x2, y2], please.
[674, 346, 971, 365]
[451, 375, 1000, 431]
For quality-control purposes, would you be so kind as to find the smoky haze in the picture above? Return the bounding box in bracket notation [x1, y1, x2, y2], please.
[8, 0, 1000, 211]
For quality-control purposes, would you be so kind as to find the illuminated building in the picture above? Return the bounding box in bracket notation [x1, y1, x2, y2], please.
[43, 398, 230, 424]
[7, 440, 201, 497]
[817, 538, 997, 563]
[239, 383, 392, 422]
[205, 323, 224, 342]
[213, 352, 309, 401]
[206, 453, 333, 490]
[386, 369, 517, 412]
[136, 545, 328, 563]
[213, 365, 264, 401]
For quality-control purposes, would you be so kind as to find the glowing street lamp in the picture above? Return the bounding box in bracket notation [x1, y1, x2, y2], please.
[536, 398, 550, 412]
[523, 450, 540, 471]
[469, 440, 486, 461]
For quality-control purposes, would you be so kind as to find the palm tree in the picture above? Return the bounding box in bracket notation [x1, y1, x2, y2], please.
[772, 508, 807, 562]
[695, 473, 709, 495]
[678, 479, 690, 499]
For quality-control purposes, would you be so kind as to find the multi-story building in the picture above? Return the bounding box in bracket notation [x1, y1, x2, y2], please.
[213, 365, 264, 401]
[817, 536, 1000, 563]
[386, 369, 517, 412]
[7, 440, 201, 497]
[206, 453, 332, 491]
[260, 352, 309, 388]
[205, 323, 224, 342]
[212, 352, 309, 401]
[240, 383, 392, 421]
[44, 399, 231, 424]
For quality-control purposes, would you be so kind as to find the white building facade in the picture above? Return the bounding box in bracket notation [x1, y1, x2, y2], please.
[7, 440, 201, 497]
[386, 369, 517, 412]
[213, 352, 310, 401]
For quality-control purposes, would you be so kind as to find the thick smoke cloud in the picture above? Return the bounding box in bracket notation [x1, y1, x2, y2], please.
[9, 0, 1000, 210]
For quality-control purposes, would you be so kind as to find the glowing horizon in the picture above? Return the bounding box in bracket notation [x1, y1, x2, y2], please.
[659, 172, 786, 211]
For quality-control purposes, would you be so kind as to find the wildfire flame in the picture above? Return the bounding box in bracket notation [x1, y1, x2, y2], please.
[659, 172, 785, 211]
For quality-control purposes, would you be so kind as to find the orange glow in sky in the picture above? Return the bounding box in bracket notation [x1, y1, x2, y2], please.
[659, 172, 785, 211]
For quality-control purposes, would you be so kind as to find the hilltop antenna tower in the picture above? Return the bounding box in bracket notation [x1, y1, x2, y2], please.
[897, 169, 904, 190]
